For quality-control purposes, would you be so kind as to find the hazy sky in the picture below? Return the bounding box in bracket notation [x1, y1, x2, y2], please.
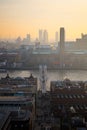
[0, 0, 87, 40]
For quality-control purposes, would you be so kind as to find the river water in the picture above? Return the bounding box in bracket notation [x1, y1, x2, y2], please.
[0, 70, 87, 90]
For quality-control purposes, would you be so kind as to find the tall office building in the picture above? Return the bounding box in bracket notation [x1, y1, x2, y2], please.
[39, 30, 43, 44]
[43, 30, 48, 44]
[55, 31, 58, 43]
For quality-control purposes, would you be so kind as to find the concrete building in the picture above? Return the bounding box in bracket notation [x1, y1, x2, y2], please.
[50, 80, 87, 130]
[0, 74, 37, 130]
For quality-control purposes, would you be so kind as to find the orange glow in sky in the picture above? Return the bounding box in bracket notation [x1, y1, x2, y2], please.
[0, 0, 87, 40]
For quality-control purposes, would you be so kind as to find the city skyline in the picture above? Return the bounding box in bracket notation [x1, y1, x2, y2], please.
[0, 0, 87, 40]
[0, 29, 87, 43]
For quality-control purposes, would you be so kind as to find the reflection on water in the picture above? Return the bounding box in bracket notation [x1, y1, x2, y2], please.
[0, 70, 87, 90]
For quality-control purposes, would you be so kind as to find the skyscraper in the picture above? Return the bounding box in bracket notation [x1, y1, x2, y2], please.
[39, 30, 43, 44]
[43, 30, 48, 44]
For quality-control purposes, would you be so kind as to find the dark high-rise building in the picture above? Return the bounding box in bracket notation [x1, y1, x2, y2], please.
[60, 27, 65, 51]
[59, 27, 65, 68]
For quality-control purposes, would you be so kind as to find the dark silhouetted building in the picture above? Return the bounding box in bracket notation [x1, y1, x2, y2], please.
[59, 27, 65, 68]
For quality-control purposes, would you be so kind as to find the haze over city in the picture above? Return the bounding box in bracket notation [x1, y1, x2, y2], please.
[1, 0, 87, 130]
[0, 0, 87, 41]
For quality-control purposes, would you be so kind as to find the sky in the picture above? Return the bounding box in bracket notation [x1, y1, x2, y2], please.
[0, 0, 87, 41]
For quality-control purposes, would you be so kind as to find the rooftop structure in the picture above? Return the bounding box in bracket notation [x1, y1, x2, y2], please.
[0, 73, 37, 94]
